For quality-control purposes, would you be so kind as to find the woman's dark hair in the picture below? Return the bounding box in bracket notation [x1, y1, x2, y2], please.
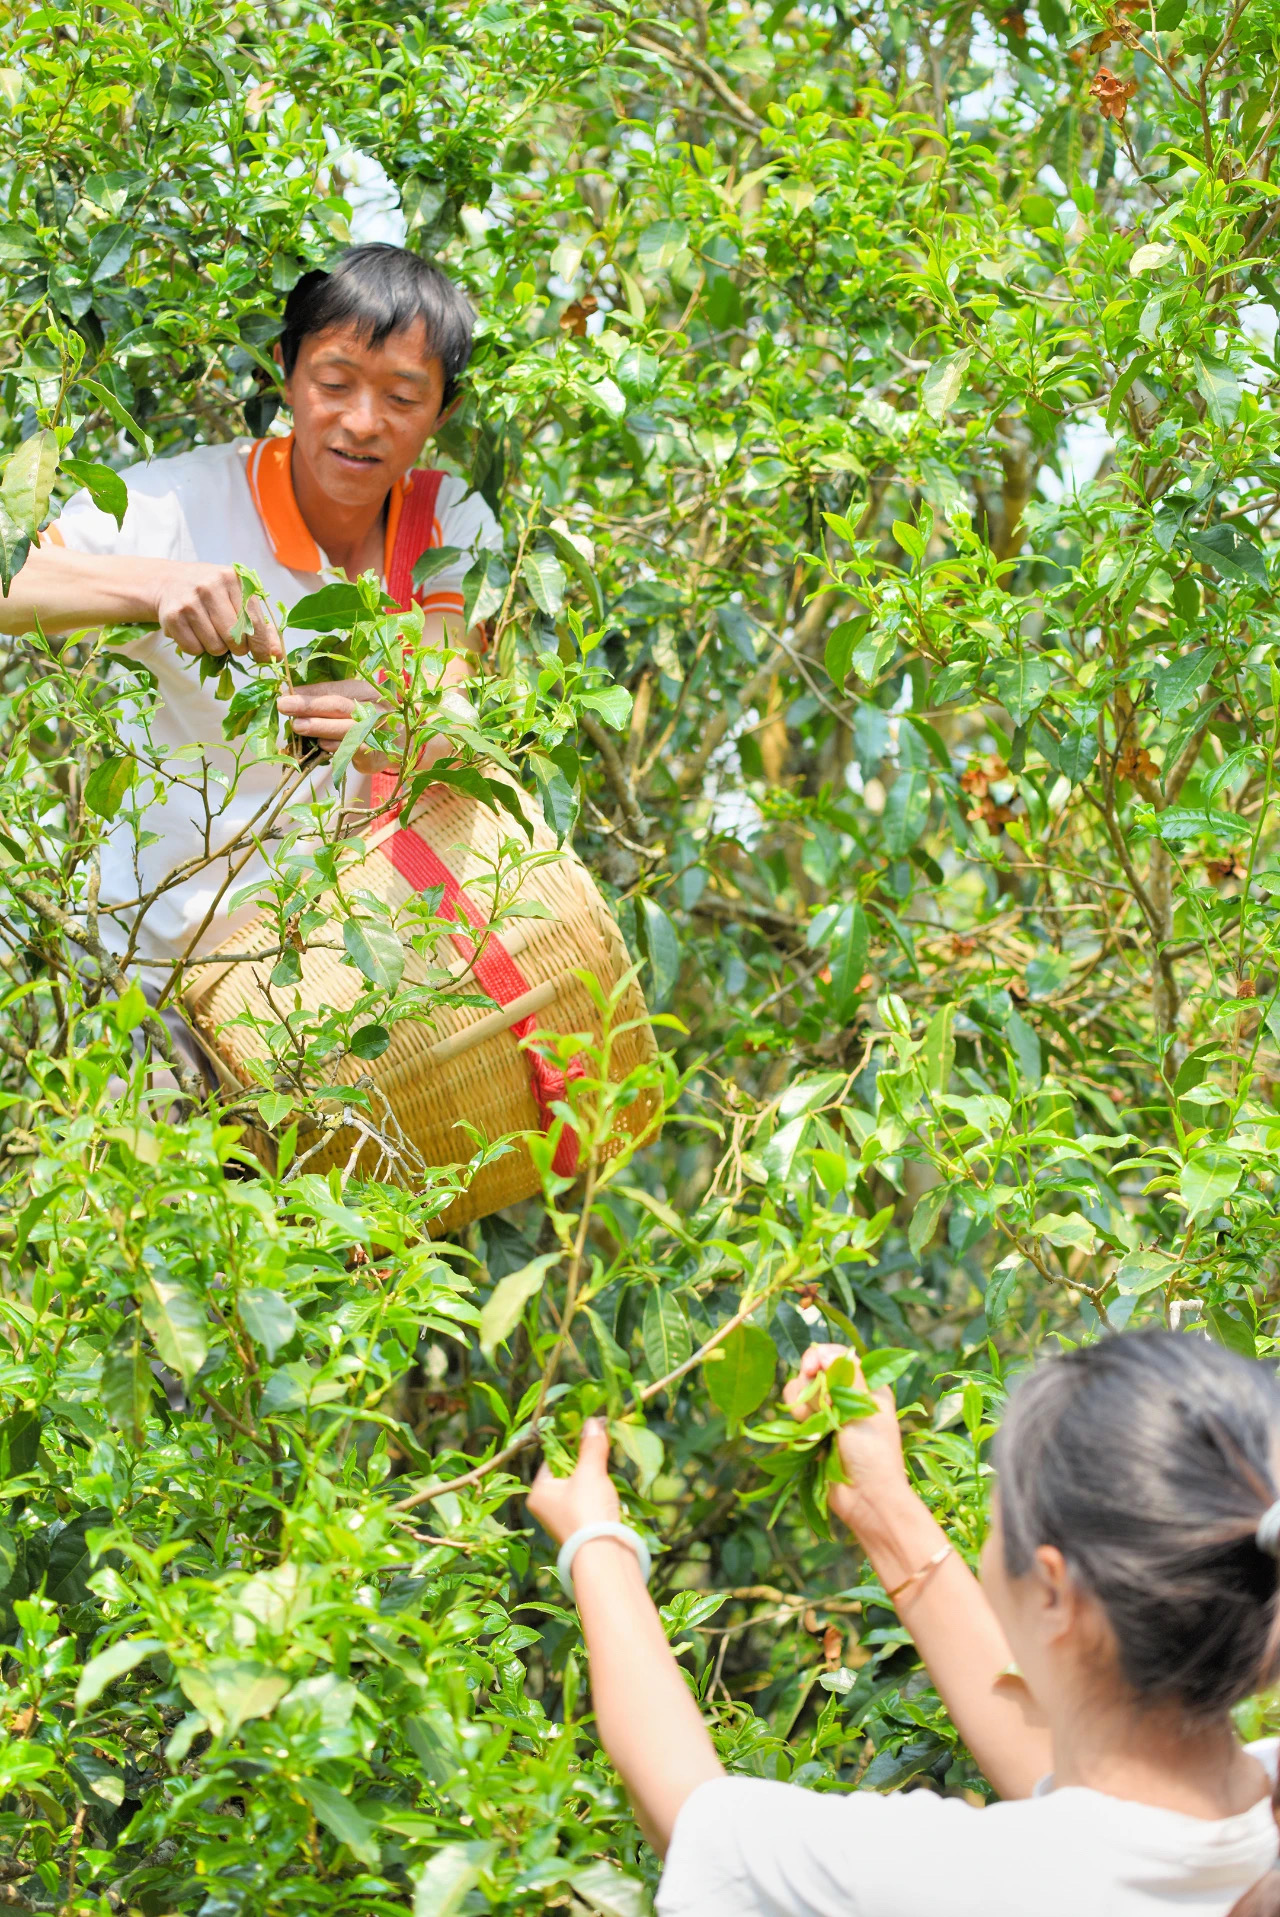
[995, 1330, 1280, 1720]
[279, 244, 474, 404]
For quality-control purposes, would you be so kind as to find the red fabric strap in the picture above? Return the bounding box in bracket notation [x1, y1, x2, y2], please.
[370, 478, 581, 1174]
[387, 467, 445, 612]
[378, 824, 582, 1175]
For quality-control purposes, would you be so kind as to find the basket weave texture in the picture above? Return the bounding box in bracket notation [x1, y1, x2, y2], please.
[185, 782, 659, 1230]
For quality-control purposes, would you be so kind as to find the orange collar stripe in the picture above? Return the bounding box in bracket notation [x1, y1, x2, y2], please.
[246, 436, 321, 573]
[247, 433, 410, 581]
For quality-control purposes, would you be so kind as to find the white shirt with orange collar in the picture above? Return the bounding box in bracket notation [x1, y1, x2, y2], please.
[49, 434, 500, 968]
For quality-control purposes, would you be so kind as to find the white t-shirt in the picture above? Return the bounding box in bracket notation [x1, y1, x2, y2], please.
[50, 435, 500, 965]
[658, 1746, 1280, 1917]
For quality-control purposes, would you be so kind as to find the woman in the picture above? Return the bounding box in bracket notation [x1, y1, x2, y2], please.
[528, 1330, 1280, 1914]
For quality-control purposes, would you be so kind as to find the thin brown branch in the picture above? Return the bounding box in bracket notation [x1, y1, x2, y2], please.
[6, 879, 202, 1100]
[581, 710, 651, 842]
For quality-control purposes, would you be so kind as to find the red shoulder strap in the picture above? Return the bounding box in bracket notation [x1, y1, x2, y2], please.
[374, 469, 581, 1172]
[387, 467, 445, 611]
[377, 814, 585, 1177]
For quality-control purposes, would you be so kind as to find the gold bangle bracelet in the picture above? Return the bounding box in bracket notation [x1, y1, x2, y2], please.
[885, 1543, 954, 1602]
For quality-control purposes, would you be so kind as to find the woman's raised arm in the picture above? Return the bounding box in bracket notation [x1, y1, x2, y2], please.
[527, 1421, 723, 1853]
[787, 1344, 1052, 1800]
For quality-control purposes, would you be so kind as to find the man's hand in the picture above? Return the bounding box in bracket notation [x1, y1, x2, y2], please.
[783, 1342, 908, 1531]
[276, 669, 478, 778]
[152, 560, 283, 661]
[275, 678, 394, 773]
[527, 1418, 622, 1546]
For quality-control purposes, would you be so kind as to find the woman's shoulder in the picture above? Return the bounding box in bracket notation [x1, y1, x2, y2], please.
[657, 1775, 1092, 1917]
[658, 1769, 1280, 1917]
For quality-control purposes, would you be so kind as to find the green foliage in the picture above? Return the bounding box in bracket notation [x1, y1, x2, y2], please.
[5, 0, 1280, 1909]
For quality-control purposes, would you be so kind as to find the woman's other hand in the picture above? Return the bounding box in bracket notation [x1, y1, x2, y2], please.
[783, 1342, 909, 1531]
[527, 1417, 621, 1546]
[528, 1417, 722, 1853]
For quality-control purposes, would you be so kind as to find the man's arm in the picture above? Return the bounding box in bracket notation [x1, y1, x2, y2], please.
[0, 541, 281, 657]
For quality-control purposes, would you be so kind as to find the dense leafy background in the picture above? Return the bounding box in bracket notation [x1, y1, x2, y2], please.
[3, 0, 1280, 1910]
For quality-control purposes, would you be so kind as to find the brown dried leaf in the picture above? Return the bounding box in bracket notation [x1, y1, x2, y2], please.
[1116, 744, 1158, 784]
[1089, 66, 1138, 123]
[559, 296, 599, 337]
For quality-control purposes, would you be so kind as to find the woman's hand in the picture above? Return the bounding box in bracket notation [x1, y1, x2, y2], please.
[783, 1343, 910, 1531]
[527, 1417, 621, 1547]
[783, 1351, 1051, 1799]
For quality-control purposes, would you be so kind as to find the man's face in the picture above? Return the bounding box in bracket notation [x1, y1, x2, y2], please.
[281, 320, 447, 510]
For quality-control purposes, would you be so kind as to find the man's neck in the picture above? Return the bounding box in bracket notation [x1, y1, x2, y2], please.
[290, 443, 388, 581]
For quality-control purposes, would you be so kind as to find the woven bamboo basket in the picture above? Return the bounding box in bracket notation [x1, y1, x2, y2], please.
[184, 782, 660, 1230]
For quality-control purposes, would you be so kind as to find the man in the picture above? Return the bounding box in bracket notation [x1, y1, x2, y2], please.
[2, 243, 500, 983]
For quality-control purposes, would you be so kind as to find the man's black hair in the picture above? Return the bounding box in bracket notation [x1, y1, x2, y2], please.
[280, 244, 474, 406]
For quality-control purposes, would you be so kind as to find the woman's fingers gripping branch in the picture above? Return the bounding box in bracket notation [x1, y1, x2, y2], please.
[526, 1416, 621, 1547]
[784, 1342, 909, 1530]
[782, 1341, 853, 1417]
